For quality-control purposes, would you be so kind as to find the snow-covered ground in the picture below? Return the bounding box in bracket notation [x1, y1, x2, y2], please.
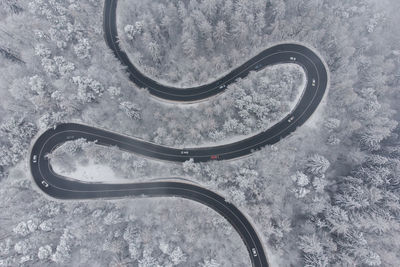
[51, 158, 124, 183]
[47, 139, 177, 183]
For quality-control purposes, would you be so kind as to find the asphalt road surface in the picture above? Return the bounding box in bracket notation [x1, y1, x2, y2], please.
[30, 1, 328, 266]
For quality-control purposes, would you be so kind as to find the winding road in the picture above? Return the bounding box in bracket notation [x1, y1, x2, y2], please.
[30, 0, 328, 266]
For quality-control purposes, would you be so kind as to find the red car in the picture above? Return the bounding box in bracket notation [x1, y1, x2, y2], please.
[210, 155, 219, 160]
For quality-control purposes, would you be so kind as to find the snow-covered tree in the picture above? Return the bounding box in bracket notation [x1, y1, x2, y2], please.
[29, 75, 47, 96]
[159, 240, 169, 254]
[124, 21, 144, 40]
[305, 154, 330, 176]
[292, 171, 309, 187]
[38, 245, 52, 260]
[213, 21, 228, 44]
[34, 44, 51, 58]
[107, 86, 121, 98]
[14, 240, 30, 255]
[13, 222, 31, 237]
[182, 158, 201, 174]
[119, 101, 141, 120]
[182, 34, 196, 58]
[39, 220, 52, 232]
[147, 41, 161, 62]
[104, 211, 124, 225]
[138, 246, 157, 267]
[74, 38, 91, 59]
[298, 234, 328, 267]
[72, 76, 104, 103]
[51, 229, 74, 263]
[226, 188, 246, 206]
[324, 118, 340, 131]
[123, 224, 139, 243]
[200, 258, 220, 267]
[41, 58, 57, 75]
[169, 246, 187, 265]
[54, 56, 75, 76]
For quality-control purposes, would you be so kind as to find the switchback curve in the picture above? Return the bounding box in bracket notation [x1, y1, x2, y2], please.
[29, 1, 328, 267]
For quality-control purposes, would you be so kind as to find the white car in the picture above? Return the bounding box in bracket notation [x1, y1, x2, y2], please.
[181, 151, 189, 155]
[252, 248, 258, 257]
[32, 155, 37, 163]
[290, 57, 296, 61]
[41, 181, 49, 188]
[288, 116, 295, 123]
[312, 79, 316, 86]
[219, 84, 226, 89]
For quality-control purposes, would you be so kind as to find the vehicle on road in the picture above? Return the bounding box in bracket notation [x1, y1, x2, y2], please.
[66, 135, 75, 140]
[210, 155, 219, 160]
[41, 181, 49, 188]
[288, 116, 295, 123]
[219, 84, 226, 89]
[290, 56, 296, 61]
[312, 79, 316, 86]
[181, 151, 189, 155]
[32, 155, 37, 163]
[252, 248, 258, 257]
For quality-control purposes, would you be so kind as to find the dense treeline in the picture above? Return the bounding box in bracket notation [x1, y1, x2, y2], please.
[0, 173, 249, 266]
[118, 0, 400, 265]
[118, 0, 269, 86]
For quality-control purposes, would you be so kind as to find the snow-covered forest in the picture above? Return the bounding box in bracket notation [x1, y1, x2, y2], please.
[0, 0, 400, 266]
[117, 0, 271, 87]
[0, 168, 250, 266]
